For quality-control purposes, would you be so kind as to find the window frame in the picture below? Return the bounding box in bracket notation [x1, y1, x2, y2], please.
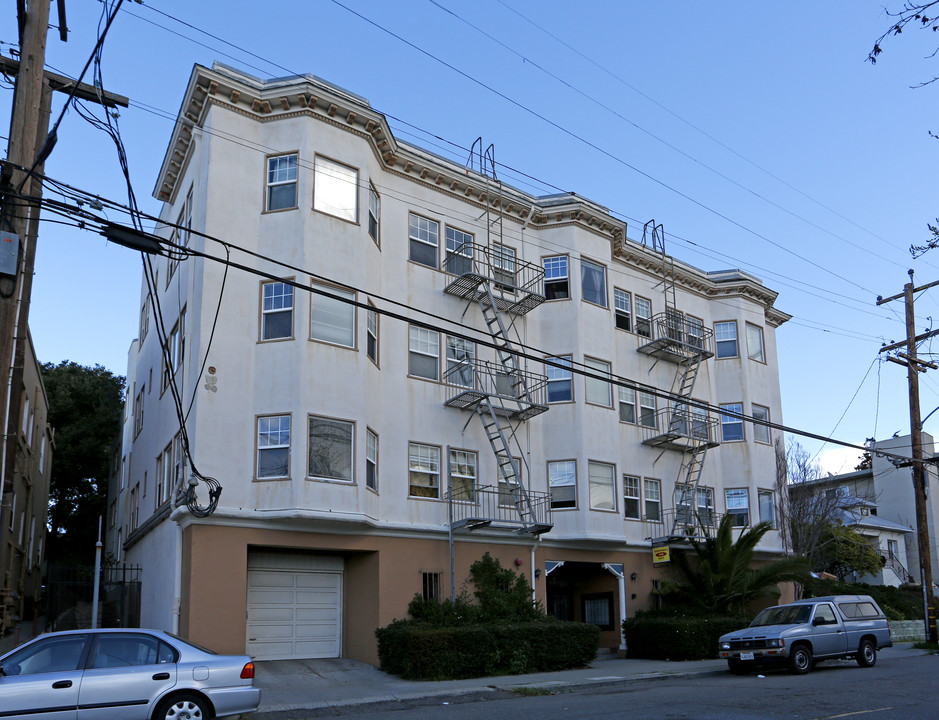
[714, 320, 739, 359]
[644, 478, 662, 522]
[618, 386, 637, 424]
[746, 322, 766, 363]
[366, 303, 380, 365]
[409, 325, 440, 381]
[758, 489, 776, 528]
[623, 474, 641, 519]
[265, 152, 299, 212]
[613, 288, 632, 331]
[307, 414, 355, 483]
[588, 460, 616, 511]
[542, 255, 570, 300]
[409, 442, 441, 499]
[725, 487, 750, 527]
[368, 181, 380, 246]
[639, 391, 657, 428]
[548, 459, 577, 510]
[448, 448, 478, 503]
[635, 296, 652, 338]
[445, 335, 476, 388]
[365, 427, 379, 492]
[445, 225, 474, 276]
[493, 243, 517, 291]
[260, 280, 295, 342]
[720, 402, 745, 442]
[313, 154, 358, 223]
[310, 281, 356, 348]
[751, 403, 771, 444]
[584, 356, 613, 408]
[545, 355, 573, 403]
[580, 258, 608, 308]
[257, 414, 291, 480]
[409, 212, 440, 269]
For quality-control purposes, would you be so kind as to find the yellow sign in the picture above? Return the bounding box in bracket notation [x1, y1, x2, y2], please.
[652, 545, 670, 565]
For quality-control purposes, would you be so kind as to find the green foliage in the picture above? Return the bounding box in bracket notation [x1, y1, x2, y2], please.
[663, 515, 812, 615]
[623, 614, 750, 660]
[802, 577, 924, 620]
[376, 620, 598, 680]
[816, 523, 884, 580]
[376, 553, 596, 679]
[40, 361, 125, 563]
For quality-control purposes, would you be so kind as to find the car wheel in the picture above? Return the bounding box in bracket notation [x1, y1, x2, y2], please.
[788, 644, 813, 675]
[727, 659, 751, 675]
[856, 638, 877, 668]
[154, 693, 210, 720]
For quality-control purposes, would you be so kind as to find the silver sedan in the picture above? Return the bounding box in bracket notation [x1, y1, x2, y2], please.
[0, 628, 260, 719]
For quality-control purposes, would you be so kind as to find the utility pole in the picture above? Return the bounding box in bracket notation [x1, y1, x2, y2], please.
[877, 269, 939, 643]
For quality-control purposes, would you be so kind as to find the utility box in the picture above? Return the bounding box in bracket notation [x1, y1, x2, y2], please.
[0, 231, 20, 277]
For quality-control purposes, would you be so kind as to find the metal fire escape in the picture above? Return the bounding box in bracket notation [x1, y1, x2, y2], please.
[636, 222, 720, 543]
[442, 140, 553, 537]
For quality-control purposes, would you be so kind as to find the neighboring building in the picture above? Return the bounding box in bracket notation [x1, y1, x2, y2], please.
[816, 434, 939, 587]
[111, 62, 790, 663]
[0, 330, 52, 633]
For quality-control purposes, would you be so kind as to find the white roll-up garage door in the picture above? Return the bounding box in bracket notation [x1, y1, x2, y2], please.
[246, 552, 343, 660]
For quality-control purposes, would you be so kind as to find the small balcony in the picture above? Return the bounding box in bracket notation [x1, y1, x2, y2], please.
[447, 484, 553, 535]
[443, 241, 545, 316]
[641, 408, 721, 451]
[637, 313, 714, 363]
[443, 360, 549, 421]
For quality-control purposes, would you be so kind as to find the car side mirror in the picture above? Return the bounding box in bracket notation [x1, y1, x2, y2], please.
[812, 617, 824, 626]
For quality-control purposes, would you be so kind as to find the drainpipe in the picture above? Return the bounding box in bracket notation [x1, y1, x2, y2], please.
[172, 520, 182, 634]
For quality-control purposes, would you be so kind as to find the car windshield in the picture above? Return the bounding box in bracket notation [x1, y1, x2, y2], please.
[749, 604, 812, 627]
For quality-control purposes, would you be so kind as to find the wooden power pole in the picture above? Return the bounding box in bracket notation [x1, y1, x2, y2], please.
[877, 269, 939, 643]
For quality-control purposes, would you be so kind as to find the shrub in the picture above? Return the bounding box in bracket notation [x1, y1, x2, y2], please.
[623, 613, 749, 660]
[801, 578, 924, 620]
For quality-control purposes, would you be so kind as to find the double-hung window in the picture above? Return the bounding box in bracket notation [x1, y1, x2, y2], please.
[261, 281, 294, 340]
[614, 288, 631, 330]
[619, 386, 637, 423]
[623, 475, 640, 519]
[758, 490, 776, 528]
[644, 478, 661, 521]
[409, 213, 439, 268]
[635, 296, 652, 338]
[409, 326, 439, 380]
[257, 415, 290, 479]
[366, 429, 378, 491]
[445, 227, 474, 276]
[543, 256, 569, 299]
[725, 488, 750, 527]
[368, 182, 380, 245]
[314, 156, 357, 221]
[266, 153, 298, 211]
[588, 461, 615, 511]
[308, 415, 353, 482]
[409, 443, 440, 498]
[548, 460, 576, 509]
[686, 315, 704, 350]
[639, 391, 657, 428]
[581, 259, 607, 307]
[446, 336, 475, 387]
[311, 282, 355, 347]
[715, 321, 738, 358]
[746, 323, 765, 362]
[721, 403, 744, 441]
[584, 357, 612, 407]
[493, 244, 516, 291]
[366, 306, 379, 364]
[449, 449, 477, 502]
[546, 355, 573, 402]
[751, 404, 771, 444]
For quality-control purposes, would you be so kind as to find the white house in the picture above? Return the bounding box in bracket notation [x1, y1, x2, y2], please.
[110, 62, 790, 663]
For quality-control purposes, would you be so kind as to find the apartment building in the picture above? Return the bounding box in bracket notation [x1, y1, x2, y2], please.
[112, 62, 790, 664]
[0, 331, 52, 633]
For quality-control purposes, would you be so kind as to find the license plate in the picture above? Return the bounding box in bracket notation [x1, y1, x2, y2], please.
[740, 652, 754, 661]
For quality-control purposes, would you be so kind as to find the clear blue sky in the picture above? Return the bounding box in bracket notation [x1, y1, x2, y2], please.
[3, 1, 937, 472]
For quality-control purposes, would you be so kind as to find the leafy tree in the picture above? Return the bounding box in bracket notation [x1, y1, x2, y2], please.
[663, 514, 811, 615]
[816, 523, 884, 581]
[40, 361, 125, 563]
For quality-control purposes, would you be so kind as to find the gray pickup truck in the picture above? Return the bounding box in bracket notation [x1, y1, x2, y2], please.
[718, 595, 893, 674]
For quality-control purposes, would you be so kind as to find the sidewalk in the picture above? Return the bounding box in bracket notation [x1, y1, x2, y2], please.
[251, 652, 729, 718]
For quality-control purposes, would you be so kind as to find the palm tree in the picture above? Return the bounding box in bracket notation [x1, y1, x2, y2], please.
[664, 515, 812, 615]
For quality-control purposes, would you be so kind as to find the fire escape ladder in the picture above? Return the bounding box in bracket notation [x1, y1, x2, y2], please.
[670, 443, 711, 538]
[477, 282, 530, 403]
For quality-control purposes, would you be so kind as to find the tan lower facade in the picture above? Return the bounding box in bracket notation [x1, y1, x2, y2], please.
[177, 522, 674, 664]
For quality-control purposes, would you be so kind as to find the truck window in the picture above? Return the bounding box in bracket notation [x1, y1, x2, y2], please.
[814, 604, 837, 625]
[750, 604, 812, 627]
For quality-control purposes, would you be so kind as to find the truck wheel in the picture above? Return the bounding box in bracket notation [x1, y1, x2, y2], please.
[727, 659, 751, 675]
[856, 639, 877, 668]
[788, 644, 813, 674]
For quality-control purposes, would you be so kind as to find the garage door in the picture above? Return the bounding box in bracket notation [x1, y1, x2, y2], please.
[246, 552, 343, 660]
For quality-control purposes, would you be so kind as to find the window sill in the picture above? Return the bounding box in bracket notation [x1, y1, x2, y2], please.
[309, 337, 357, 351]
[262, 206, 299, 215]
[305, 476, 355, 485]
[258, 336, 295, 344]
[312, 207, 360, 226]
[253, 476, 291, 483]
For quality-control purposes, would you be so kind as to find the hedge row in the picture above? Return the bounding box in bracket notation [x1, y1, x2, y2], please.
[623, 615, 748, 660]
[376, 620, 599, 680]
[801, 578, 924, 620]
